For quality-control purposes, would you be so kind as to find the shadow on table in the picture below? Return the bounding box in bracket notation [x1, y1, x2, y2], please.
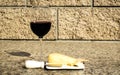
[5, 50, 31, 57]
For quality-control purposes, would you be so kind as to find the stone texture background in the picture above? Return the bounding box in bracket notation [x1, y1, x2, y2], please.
[27, 0, 91, 6]
[0, 0, 25, 6]
[0, 8, 56, 39]
[94, 0, 120, 6]
[0, 0, 120, 40]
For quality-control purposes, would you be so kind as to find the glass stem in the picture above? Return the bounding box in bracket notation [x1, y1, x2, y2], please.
[39, 38, 43, 61]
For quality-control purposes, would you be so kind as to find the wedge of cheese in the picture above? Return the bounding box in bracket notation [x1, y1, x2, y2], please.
[48, 53, 79, 67]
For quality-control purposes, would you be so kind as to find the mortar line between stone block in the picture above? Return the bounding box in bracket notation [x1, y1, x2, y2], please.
[118, 17, 120, 39]
[0, 39, 120, 42]
[55, 39, 120, 42]
[49, 5, 91, 8]
[56, 8, 59, 40]
[0, 5, 26, 8]
[91, 0, 94, 31]
[26, 5, 91, 8]
[0, 39, 56, 41]
[93, 6, 120, 8]
[1, 5, 120, 8]
[25, 0, 27, 7]
[92, 0, 94, 7]
[91, 0, 94, 16]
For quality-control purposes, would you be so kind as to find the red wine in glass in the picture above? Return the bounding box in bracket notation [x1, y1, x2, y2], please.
[30, 21, 51, 38]
[30, 21, 51, 60]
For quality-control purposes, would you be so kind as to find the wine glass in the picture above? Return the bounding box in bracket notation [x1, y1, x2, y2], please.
[30, 21, 51, 60]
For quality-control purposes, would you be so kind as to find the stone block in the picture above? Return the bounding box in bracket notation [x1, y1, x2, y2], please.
[59, 8, 92, 39]
[0, 0, 25, 6]
[58, 8, 120, 40]
[0, 8, 57, 39]
[94, 0, 120, 6]
[27, 0, 91, 6]
[92, 8, 120, 40]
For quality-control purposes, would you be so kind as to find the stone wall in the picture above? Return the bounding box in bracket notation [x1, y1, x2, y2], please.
[0, 0, 120, 40]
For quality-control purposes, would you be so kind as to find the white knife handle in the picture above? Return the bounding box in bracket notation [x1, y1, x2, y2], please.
[25, 60, 44, 68]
